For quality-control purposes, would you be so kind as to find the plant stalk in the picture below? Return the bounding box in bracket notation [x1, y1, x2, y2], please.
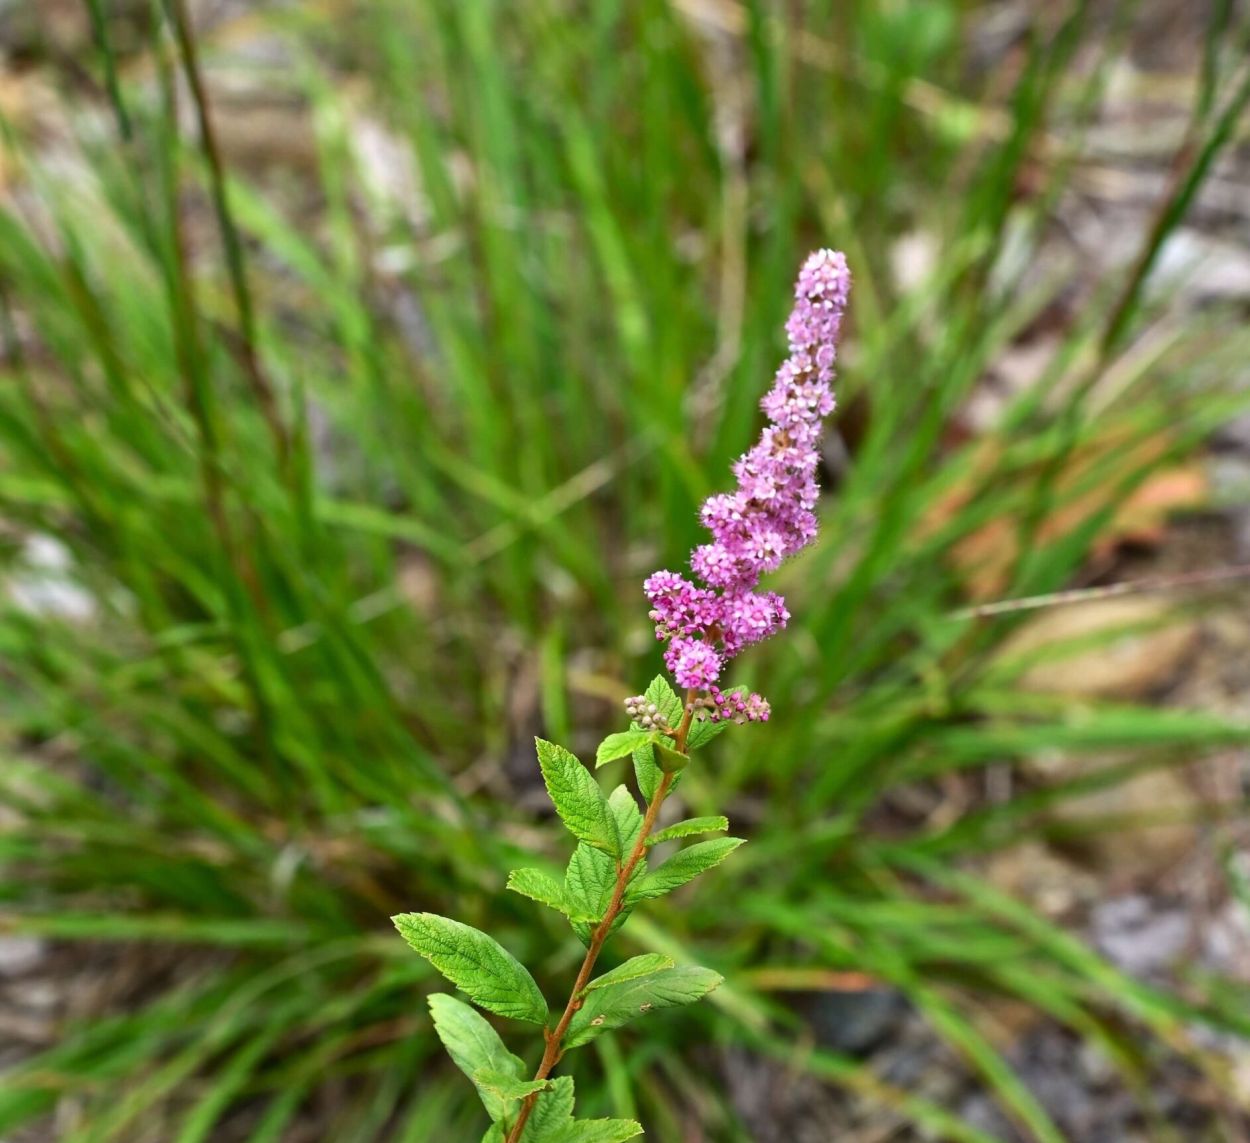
[503, 692, 696, 1143]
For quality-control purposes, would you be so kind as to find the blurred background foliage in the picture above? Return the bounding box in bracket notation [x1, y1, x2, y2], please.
[1, 0, 1249, 1139]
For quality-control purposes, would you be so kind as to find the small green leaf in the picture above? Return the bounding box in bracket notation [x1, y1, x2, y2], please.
[653, 742, 689, 773]
[564, 843, 615, 945]
[646, 816, 729, 846]
[582, 953, 675, 994]
[526, 1075, 576, 1137]
[427, 994, 527, 1122]
[632, 742, 664, 802]
[565, 965, 724, 1048]
[475, 1070, 550, 1104]
[549, 1119, 644, 1142]
[480, 1127, 505, 1143]
[564, 842, 642, 947]
[505, 868, 565, 912]
[520, 1077, 641, 1142]
[394, 914, 548, 1024]
[506, 868, 596, 922]
[564, 843, 615, 920]
[536, 738, 619, 854]
[627, 838, 745, 902]
[633, 743, 686, 802]
[608, 786, 643, 854]
[596, 729, 656, 768]
[640, 675, 682, 726]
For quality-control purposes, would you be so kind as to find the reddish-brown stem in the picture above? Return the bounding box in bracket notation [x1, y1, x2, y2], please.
[504, 691, 696, 1143]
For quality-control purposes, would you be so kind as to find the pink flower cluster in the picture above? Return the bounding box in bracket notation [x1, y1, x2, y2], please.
[697, 686, 771, 724]
[645, 249, 850, 696]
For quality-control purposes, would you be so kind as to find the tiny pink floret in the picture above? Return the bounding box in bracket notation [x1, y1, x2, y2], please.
[644, 250, 850, 703]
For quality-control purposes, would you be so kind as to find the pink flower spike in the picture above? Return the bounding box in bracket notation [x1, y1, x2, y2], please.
[642, 250, 850, 711]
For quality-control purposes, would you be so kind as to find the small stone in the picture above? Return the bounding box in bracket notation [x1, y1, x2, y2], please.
[1090, 895, 1191, 977]
[981, 841, 1096, 916]
[1203, 896, 1250, 982]
[1045, 762, 1199, 883]
[999, 597, 1201, 700]
[1234, 1050, 1250, 1104]
[0, 936, 44, 977]
[14, 979, 59, 1011]
[800, 987, 908, 1055]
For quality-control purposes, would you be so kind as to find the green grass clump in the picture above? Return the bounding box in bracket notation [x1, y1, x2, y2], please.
[1, 1, 1249, 1139]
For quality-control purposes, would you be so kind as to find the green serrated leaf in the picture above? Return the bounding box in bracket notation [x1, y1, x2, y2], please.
[564, 843, 615, 919]
[536, 738, 619, 854]
[526, 1074, 576, 1137]
[394, 914, 548, 1024]
[427, 994, 527, 1122]
[564, 842, 643, 947]
[518, 1085, 642, 1143]
[582, 954, 675, 995]
[633, 743, 686, 803]
[632, 742, 663, 803]
[653, 742, 689, 773]
[640, 675, 682, 727]
[564, 965, 724, 1049]
[506, 868, 596, 922]
[480, 1126, 505, 1143]
[608, 786, 643, 854]
[595, 729, 655, 768]
[505, 867, 566, 912]
[564, 843, 615, 945]
[646, 816, 729, 846]
[549, 1118, 644, 1142]
[627, 837, 745, 902]
[475, 1070, 550, 1105]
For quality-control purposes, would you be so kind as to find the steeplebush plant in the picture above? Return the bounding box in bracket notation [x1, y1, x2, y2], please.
[393, 251, 851, 1141]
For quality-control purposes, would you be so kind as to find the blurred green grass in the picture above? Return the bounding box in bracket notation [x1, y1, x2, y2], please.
[1, 0, 1249, 1139]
